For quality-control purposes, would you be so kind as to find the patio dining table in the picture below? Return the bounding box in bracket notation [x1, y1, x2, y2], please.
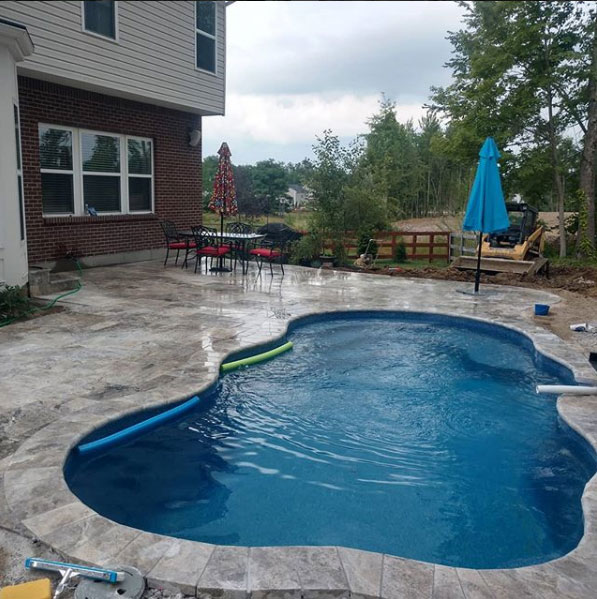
[179, 230, 265, 274]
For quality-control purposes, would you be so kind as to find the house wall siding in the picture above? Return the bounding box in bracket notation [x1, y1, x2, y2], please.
[0, 0, 225, 115]
[18, 76, 202, 264]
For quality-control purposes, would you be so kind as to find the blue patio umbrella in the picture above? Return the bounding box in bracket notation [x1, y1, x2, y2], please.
[463, 137, 510, 293]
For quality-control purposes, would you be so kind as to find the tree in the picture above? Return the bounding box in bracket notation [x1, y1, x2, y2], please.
[202, 155, 219, 209]
[359, 97, 421, 220]
[249, 159, 290, 217]
[430, 1, 589, 257]
[309, 130, 354, 257]
[578, 7, 597, 253]
[285, 159, 315, 186]
[233, 164, 264, 217]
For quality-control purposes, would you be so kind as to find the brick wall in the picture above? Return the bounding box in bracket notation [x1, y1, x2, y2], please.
[18, 76, 203, 263]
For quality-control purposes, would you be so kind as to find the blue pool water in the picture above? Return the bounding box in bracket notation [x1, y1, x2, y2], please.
[66, 313, 596, 569]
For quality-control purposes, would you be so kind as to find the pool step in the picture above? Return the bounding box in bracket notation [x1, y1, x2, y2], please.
[29, 267, 80, 297]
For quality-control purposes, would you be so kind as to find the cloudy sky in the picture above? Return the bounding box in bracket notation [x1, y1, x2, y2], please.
[202, 1, 465, 165]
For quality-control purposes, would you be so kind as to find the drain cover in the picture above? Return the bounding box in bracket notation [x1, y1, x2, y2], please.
[75, 565, 145, 599]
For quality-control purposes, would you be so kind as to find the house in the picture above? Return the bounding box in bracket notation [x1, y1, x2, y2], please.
[287, 184, 311, 209]
[0, 1, 227, 287]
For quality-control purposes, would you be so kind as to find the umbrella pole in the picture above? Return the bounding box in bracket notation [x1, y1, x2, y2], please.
[219, 212, 224, 269]
[474, 231, 482, 293]
[210, 211, 231, 272]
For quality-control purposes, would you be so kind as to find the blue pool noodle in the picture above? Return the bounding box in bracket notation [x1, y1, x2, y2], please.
[77, 396, 200, 455]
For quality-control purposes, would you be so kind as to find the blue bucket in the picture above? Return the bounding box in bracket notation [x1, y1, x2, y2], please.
[535, 304, 550, 316]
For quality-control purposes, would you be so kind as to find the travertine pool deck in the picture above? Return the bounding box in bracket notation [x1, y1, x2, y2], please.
[1, 261, 597, 598]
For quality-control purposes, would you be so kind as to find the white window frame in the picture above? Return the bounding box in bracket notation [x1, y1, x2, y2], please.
[40, 124, 154, 217]
[126, 136, 155, 214]
[195, 1, 218, 76]
[39, 125, 78, 217]
[81, 0, 119, 43]
[80, 128, 123, 215]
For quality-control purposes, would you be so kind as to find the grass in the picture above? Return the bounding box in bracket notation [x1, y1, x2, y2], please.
[547, 256, 597, 268]
[202, 211, 312, 231]
[373, 258, 450, 269]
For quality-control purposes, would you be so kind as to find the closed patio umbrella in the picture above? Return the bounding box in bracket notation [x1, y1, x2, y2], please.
[209, 142, 237, 271]
[463, 137, 510, 293]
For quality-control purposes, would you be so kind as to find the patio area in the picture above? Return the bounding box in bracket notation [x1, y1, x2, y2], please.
[1, 260, 597, 598]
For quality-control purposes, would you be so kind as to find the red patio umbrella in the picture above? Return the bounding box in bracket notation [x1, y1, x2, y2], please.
[209, 142, 237, 237]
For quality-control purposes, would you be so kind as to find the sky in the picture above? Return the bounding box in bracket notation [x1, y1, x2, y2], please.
[202, 1, 466, 165]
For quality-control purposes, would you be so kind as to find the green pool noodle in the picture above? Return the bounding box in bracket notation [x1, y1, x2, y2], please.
[221, 341, 294, 372]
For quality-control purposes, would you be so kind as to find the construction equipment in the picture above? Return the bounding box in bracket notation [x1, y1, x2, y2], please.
[452, 203, 548, 276]
[0, 579, 52, 599]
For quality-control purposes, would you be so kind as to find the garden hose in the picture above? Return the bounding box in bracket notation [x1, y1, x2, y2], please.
[0, 260, 83, 329]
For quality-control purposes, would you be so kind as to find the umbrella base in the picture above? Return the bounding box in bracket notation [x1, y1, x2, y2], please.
[209, 266, 232, 272]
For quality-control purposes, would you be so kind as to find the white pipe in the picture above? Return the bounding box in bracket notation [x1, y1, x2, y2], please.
[536, 385, 597, 395]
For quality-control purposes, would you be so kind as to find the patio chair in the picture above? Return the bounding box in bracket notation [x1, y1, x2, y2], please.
[190, 225, 230, 273]
[160, 220, 195, 267]
[248, 229, 293, 275]
[226, 222, 254, 270]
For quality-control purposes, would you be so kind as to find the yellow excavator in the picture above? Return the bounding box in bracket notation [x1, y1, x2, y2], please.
[452, 203, 548, 275]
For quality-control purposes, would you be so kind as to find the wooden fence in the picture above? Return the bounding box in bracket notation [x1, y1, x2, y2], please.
[449, 231, 478, 259]
[319, 231, 452, 263]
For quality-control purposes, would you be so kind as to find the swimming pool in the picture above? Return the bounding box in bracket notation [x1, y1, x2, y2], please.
[65, 312, 596, 569]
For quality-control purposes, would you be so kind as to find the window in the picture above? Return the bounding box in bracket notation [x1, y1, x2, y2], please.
[196, 1, 216, 73]
[39, 125, 75, 215]
[83, 0, 117, 40]
[127, 138, 153, 212]
[14, 105, 25, 240]
[82, 132, 121, 212]
[39, 125, 153, 216]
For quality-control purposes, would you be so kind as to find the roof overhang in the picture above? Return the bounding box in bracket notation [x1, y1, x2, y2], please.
[0, 18, 34, 62]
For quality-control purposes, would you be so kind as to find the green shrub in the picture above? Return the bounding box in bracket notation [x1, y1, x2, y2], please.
[0, 285, 31, 321]
[357, 231, 378, 257]
[290, 233, 323, 265]
[395, 239, 408, 262]
[331, 241, 347, 265]
[543, 240, 559, 259]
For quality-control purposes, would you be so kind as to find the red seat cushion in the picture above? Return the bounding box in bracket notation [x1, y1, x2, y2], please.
[249, 248, 281, 258]
[169, 241, 195, 249]
[197, 246, 229, 257]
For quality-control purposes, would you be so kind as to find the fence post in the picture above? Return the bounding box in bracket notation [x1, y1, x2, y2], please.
[447, 232, 451, 264]
[428, 233, 433, 263]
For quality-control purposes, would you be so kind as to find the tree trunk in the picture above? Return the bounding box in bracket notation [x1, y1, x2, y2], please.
[547, 87, 567, 257]
[580, 13, 597, 252]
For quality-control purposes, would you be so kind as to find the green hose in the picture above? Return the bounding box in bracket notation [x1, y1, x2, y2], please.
[0, 260, 83, 329]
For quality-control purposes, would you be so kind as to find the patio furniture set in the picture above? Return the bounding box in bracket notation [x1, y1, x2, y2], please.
[160, 220, 292, 275]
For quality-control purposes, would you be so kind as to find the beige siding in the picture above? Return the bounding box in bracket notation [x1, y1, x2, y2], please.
[0, 1, 226, 115]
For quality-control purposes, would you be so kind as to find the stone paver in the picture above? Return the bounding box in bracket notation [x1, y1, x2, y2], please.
[197, 545, 249, 599]
[381, 555, 434, 598]
[147, 539, 214, 596]
[0, 261, 596, 596]
[337, 546, 383, 599]
[248, 547, 302, 599]
[433, 565, 465, 599]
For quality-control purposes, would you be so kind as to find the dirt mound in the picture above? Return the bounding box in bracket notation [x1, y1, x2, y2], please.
[391, 215, 462, 232]
[380, 264, 597, 298]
